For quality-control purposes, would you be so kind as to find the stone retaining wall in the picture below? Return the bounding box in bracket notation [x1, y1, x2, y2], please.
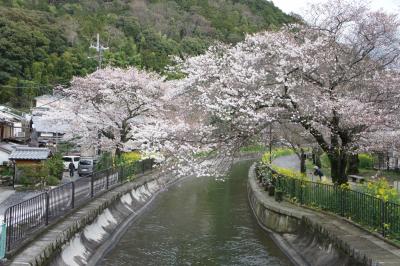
[248, 163, 400, 266]
[9, 170, 181, 266]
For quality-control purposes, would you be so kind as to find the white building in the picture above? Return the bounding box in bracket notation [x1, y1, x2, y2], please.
[0, 106, 30, 142]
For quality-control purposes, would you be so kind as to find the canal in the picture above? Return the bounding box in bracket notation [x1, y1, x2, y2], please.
[100, 161, 292, 265]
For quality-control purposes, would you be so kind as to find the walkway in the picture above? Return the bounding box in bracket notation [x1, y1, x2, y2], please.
[249, 164, 400, 266]
[272, 154, 322, 182]
[0, 171, 81, 221]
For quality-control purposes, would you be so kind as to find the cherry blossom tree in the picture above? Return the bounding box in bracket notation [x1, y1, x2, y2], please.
[179, 0, 400, 184]
[49, 67, 172, 157]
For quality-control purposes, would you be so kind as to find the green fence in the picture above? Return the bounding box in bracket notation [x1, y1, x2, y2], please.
[0, 223, 6, 259]
[259, 165, 400, 241]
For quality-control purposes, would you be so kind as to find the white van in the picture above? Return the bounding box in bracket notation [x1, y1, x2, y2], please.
[62, 156, 80, 170]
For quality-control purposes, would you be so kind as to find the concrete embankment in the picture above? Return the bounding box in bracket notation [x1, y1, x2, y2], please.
[7, 154, 263, 266]
[8, 170, 181, 266]
[248, 163, 400, 266]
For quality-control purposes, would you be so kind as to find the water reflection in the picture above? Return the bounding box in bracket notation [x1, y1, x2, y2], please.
[100, 161, 292, 266]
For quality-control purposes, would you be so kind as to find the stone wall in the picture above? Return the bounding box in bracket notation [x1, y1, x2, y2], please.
[248, 163, 400, 266]
[9, 170, 182, 266]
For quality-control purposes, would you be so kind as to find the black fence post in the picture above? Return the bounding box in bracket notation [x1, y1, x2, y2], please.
[91, 174, 94, 198]
[45, 192, 49, 225]
[381, 200, 386, 237]
[71, 182, 75, 209]
[299, 180, 303, 205]
[7, 208, 12, 251]
[340, 188, 345, 217]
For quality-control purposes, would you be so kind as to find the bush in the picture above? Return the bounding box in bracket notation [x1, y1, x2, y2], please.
[121, 151, 141, 163]
[19, 175, 33, 187]
[47, 176, 60, 186]
[361, 178, 399, 203]
[0, 166, 12, 176]
[44, 154, 64, 179]
[96, 152, 114, 170]
[17, 164, 47, 188]
[272, 166, 308, 180]
[359, 153, 374, 169]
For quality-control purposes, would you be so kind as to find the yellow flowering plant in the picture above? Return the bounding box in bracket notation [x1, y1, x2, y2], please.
[361, 178, 399, 203]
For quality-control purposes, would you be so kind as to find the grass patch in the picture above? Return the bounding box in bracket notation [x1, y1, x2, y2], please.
[239, 144, 267, 153]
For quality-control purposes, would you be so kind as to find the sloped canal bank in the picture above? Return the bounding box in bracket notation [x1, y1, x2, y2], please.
[100, 161, 292, 265]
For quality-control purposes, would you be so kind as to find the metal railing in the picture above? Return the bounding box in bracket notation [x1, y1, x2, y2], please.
[3, 159, 154, 252]
[258, 164, 400, 241]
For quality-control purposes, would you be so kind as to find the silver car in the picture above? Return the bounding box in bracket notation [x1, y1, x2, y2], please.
[78, 158, 97, 176]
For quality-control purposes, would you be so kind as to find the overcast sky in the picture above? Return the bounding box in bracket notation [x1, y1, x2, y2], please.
[271, 0, 400, 15]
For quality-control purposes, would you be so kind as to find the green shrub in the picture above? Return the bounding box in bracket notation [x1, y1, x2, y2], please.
[17, 165, 47, 187]
[361, 178, 399, 203]
[47, 176, 60, 186]
[97, 152, 114, 170]
[44, 154, 64, 179]
[19, 175, 33, 187]
[359, 153, 374, 169]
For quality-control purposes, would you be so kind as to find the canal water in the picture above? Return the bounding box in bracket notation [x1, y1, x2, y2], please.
[100, 161, 292, 265]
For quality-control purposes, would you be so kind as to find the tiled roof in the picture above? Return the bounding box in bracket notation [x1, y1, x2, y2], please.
[9, 147, 50, 160]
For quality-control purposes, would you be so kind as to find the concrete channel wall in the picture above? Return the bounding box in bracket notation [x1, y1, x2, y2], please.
[7, 154, 263, 266]
[248, 163, 400, 266]
[8, 170, 182, 266]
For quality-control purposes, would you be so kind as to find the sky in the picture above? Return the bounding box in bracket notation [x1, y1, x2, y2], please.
[271, 0, 400, 15]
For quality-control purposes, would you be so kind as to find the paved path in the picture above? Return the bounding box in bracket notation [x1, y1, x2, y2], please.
[272, 154, 300, 171]
[0, 187, 14, 205]
[0, 171, 81, 220]
[273, 154, 331, 182]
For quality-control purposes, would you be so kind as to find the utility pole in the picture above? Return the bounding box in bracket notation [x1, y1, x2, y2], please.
[90, 33, 109, 70]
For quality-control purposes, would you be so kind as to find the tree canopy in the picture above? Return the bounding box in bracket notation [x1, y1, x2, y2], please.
[0, 0, 293, 109]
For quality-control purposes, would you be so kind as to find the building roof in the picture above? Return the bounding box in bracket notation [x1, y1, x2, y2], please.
[0, 142, 23, 154]
[0, 105, 26, 122]
[9, 147, 51, 160]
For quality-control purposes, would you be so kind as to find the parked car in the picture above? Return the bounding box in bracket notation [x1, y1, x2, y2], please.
[62, 156, 80, 171]
[78, 157, 97, 177]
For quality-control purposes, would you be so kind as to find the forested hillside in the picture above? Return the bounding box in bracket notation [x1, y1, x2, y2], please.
[0, 0, 292, 109]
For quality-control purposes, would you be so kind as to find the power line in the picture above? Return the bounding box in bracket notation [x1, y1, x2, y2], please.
[0, 83, 67, 89]
[35, 95, 67, 109]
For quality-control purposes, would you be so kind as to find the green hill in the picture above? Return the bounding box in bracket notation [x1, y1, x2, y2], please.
[0, 0, 292, 109]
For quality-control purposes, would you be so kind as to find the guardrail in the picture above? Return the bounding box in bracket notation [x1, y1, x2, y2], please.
[256, 164, 400, 241]
[3, 159, 154, 252]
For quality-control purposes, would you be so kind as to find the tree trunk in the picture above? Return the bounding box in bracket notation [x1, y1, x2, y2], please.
[346, 153, 359, 175]
[300, 148, 306, 174]
[329, 150, 348, 184]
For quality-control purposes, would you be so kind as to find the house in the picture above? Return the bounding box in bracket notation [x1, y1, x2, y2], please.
[9, 147, 51, 184]
[0, 142, 21, 166]
[0, 106, 30, 143]
[9, 147, 51, 166]
[0, 117, 13, 142]
[32, 95, 68, 146]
